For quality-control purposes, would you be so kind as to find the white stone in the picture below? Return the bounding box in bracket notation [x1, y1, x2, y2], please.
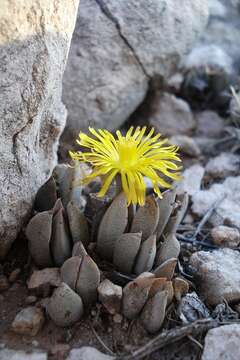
[98, 279, 122, 315]
[28, 268, 61, 297]
[202, 324, 240, 360]
[0, 349, 47, 360]
[0, 1, 79, 259]
[12, 307, 45, 336]
[177, 164, 205, 197]
[67, 347, 114, 360]
[192, 176, 240, 228]
[62, 0, 208, 136]
[206, 153, 240, 178]
[190, 249, 240, 305]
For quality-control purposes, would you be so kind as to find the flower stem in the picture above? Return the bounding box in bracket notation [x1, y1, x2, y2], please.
[115, 174, 122, 196]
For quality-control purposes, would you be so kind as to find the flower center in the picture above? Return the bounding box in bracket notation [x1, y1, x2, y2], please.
[116, 139, 138, 171]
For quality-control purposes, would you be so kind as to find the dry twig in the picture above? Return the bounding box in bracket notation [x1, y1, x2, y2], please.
[119, 319, 219, 360]
[90, 323, 116, 356]
[193, 196, 225, 239]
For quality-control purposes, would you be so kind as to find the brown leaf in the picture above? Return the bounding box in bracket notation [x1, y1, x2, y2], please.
[122, 277, 154, 319]
[141, 290, 168, 333]
[173, 277, 189, 302]
[153, 258, 177, 280]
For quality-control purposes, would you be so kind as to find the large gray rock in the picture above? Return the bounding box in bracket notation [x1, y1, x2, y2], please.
[202, 324, 240, 360]
[190, 249, 240, 305]
[0, 1, 79, 258]
[62, 0, 208, 137]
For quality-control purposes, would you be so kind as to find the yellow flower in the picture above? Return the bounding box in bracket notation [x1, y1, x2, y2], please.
[70, 127, 181, 206]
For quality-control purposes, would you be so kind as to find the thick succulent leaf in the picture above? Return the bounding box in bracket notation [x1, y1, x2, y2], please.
[76, 255, 100, 305]
[51, 203, 72, 267]
[113, 233, 142, 274]
[72, 241, 87, 257]
[173, 277, 189, 301]
[134, 235, 157, 275]
[61, 256, 82, 291]
[54, 164, 84, 208]
[140, 290, 168, 333]
[164, 192, 189, 235]
[97, 192, 128, 261]
[149, 278, 174, 305]
[148, 277, 167, 297]
[52, 198, 63, 216]
[67, 200, 89, 246]
[156, 189, 177, 240]
[153, 258, 177, 280]
[34, 176, 57, 212]
[122, 277, 154, 319]
[130, 195, 159, 241]
[155, 234, 180, 266]
[26, 211, 53, 268]
[48, 283, 84, 327]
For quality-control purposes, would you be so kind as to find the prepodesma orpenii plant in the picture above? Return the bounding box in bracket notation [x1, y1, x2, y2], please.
[26, 127, 189, 333]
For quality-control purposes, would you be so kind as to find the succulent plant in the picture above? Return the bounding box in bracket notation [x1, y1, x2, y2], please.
[25, 127, 189, 333]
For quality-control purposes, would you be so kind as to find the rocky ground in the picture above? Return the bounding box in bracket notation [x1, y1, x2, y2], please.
[1, 60, 240, 360]
[1, 1, 240, 360]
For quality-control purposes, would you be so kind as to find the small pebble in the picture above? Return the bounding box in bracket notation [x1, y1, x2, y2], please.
[0, 275, 9, 293]
[98, 279, 122, 315]
[91, 309, 97, 317]
[12, 306, 45, 336]
[25, 295, 38, 305]
[113, 314, 123, 324]
[32, 340, 39, 347]
[8, 268, 21, 283]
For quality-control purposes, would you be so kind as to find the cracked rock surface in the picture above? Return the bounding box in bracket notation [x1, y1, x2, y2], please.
[0, 1, 79, 259]
[62, 0, 209, 138]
